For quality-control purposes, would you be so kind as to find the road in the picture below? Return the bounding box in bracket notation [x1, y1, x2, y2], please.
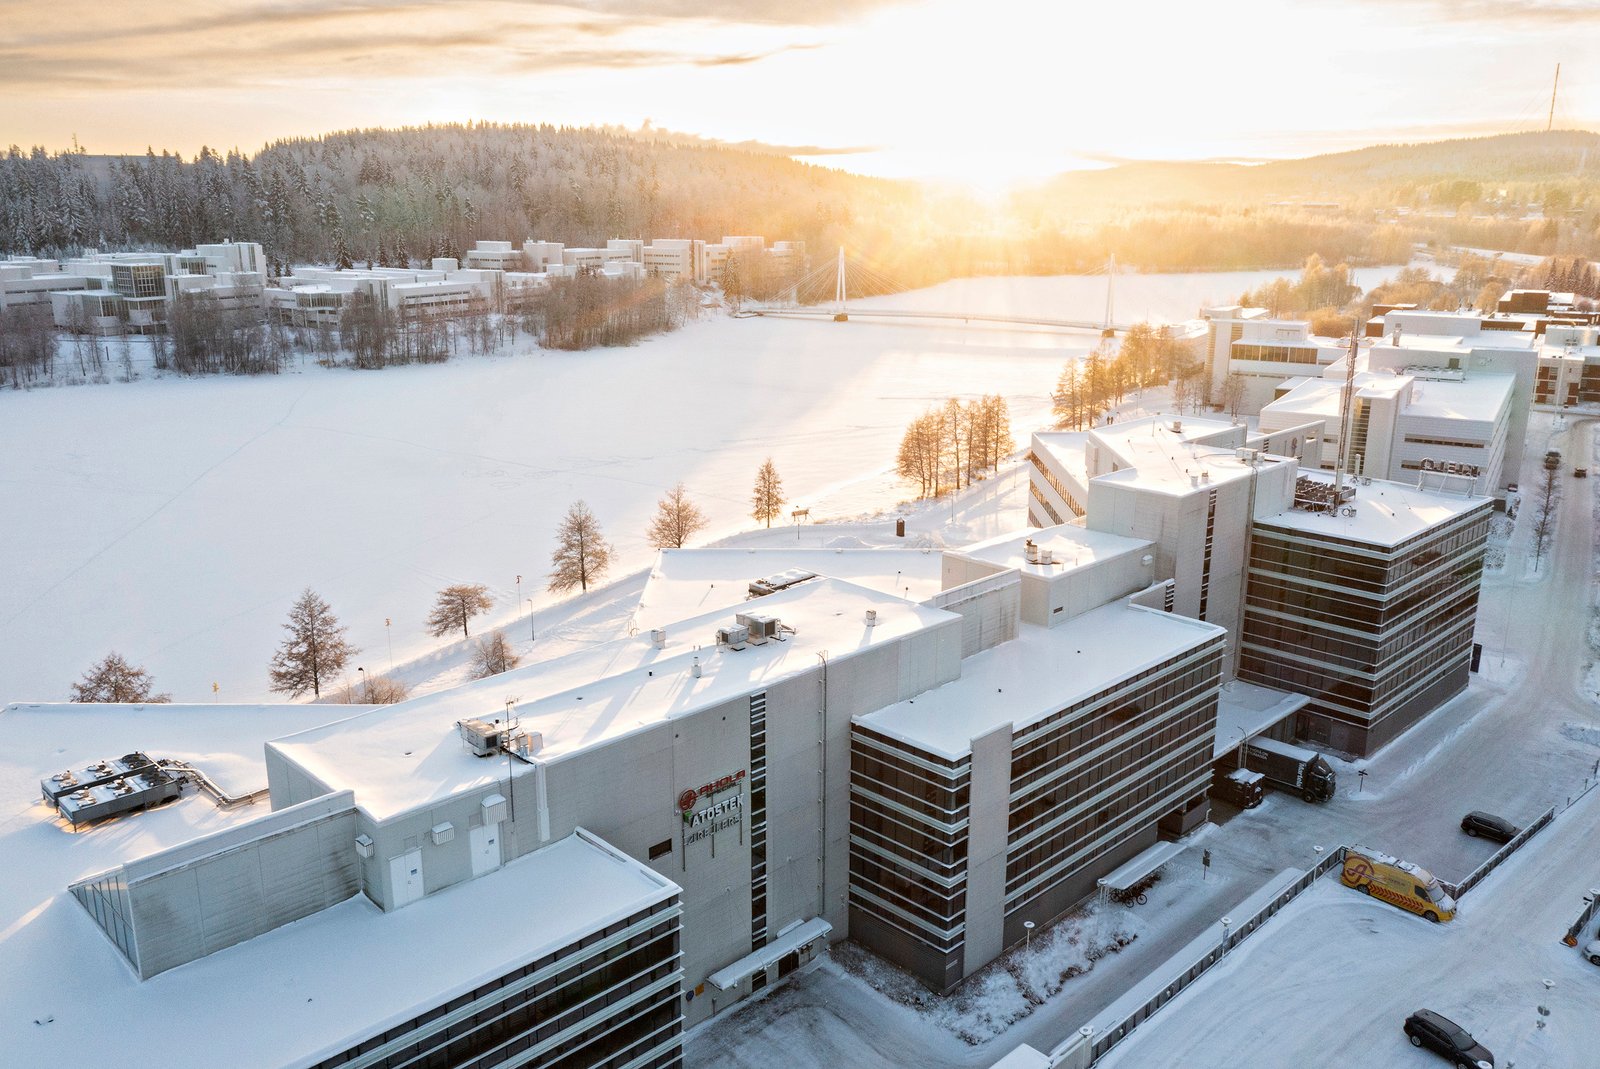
[685, 413, 1600, 1069]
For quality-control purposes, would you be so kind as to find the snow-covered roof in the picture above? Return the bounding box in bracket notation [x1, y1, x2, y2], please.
[1403, 373, 1513, 422]
[271, 578, 956, 820]
[1214, 680, 1309, 759]
[2, 801, 672, 1069]
[634, 546, 945, 630]
[1254, 473, 1490, 548]
[854, 602, 1225, 761]
[0, 702, 674, 1067]
[947, 524, 1151, 578]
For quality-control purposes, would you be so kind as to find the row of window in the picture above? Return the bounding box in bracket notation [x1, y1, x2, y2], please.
[309, 903, 680, 1069]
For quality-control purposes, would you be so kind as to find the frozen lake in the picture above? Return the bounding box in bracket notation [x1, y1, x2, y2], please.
[1, 265, 1415, 703]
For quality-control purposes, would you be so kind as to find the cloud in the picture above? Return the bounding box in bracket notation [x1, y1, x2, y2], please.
[0, 0, 831, 93]
[1372, 0, 1600, 24]
[550, 0, 912, 25]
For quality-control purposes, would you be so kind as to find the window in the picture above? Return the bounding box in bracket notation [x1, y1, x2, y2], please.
[648, 839, 672, 861]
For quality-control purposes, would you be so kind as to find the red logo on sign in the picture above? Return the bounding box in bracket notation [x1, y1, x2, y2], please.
[677, 770, 746, 812]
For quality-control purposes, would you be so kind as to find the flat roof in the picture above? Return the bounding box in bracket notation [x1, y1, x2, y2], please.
[854, 602, 1225, 761]
[634, 547, 945, 629]
[1254, 472, 1490, 548]
[1, 769, 673, 1069]
[1263, 370, 1512, 424]
[949, 524, 1151, 577]
[1213, 680, 1309, 759]
[271, 579, 957, 820]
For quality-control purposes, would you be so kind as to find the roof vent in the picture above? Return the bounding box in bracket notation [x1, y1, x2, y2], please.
[865, 609, 878, 627]
[1024, 539, 1042, 565]
[651, 627, 667, 649]
[1172, 419, 1183, 433]
[691, 656, 703, 678]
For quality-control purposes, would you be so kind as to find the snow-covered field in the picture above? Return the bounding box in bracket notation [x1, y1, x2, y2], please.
[1, 266, 1412, 704]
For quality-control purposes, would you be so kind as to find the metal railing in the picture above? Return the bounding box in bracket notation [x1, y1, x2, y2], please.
[1441, 806, 1554, 900]
[1049, 848, 1349, 1068]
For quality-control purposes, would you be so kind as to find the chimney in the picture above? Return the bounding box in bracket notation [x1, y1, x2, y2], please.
[651, 627, 667, 649]
[865, 609, 878, 627]
[690, 656, 702, 679]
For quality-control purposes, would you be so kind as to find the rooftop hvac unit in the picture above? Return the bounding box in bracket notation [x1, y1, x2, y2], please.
[56, 768, 183, 827]
[458, 719, 506, 758]
[717, 624, 749, 651]
[737, 613, 780, 645]
[41, 751, 156, 808]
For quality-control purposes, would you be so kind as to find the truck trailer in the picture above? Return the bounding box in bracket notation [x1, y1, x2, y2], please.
[1243, 737, 1336, 802]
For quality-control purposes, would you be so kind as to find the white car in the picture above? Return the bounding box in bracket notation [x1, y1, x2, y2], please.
[1585, 939, 1600, 967]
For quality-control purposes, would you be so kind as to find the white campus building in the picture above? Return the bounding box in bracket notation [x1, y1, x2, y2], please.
[1029, 413, 1492, 757]
[12, 242, 269, 333]
[5, 505, 1288, 1065]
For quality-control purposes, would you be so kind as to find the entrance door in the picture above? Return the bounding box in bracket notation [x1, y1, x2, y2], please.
[470, 823, 502, 877]
[389, 849, 423, 908]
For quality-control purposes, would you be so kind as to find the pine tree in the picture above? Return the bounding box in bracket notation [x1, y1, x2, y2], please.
[426, 583, 494, 639]
[646, 483, 709, 549]
[69, 652, 171, 703]
[549, 501, 612, 594]
[269, 588, 358, 699]
[751, 458, 785, 528]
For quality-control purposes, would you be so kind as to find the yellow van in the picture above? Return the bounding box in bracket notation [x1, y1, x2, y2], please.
[1341, 847, 1456, 923]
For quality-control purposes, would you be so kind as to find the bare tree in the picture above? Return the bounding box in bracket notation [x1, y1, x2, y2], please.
[269, 588, 358, 699]
[549, 500, 613, 593]
[1532, 466, 1560, 569]
[1053, 361, 1085, 430]
[1220, 373, 1247, 420]
[70, 652, 171, 703]
[897, 409, 944, 499]
[469, 631, 522, 679]
[751, 458, 785, 528]
[646, 483, 709, 549]
[426, 583, 494, 639]
[330, 673, 411, 704]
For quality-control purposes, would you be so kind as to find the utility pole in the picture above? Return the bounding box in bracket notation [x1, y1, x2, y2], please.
[1548, 63, 1562, 133]
[1103, 253, 1116, 335]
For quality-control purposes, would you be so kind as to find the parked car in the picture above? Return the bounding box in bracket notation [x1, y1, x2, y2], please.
[1460, 811, 1518, 844]
[1584, 938, 1600, 967]
[1403, 1009, 1494, 1068]
[1575, 467, 1588, 478]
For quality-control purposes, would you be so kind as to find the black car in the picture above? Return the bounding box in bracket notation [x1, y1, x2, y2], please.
[1404, 1009, 1494, 1068]
[1460, 811, 1518, 844]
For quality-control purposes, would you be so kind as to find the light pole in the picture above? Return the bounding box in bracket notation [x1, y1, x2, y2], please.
[357, 666, 367, 702]
[526, 598, 536, 643]
[385, 618, 393, 672]
[1236, 725, 1248, 771]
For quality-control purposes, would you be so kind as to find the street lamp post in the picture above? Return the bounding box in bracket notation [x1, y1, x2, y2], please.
[1236, 725, 1248, 770]
[526, 598, 536, 642]
[357, 666, 367, 702]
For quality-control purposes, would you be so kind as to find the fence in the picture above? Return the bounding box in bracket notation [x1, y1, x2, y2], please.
[1441, 805, 1555, 900]
[1050, 847, 1349, 1068]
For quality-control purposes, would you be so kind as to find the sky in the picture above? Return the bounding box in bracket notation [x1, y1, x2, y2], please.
[3, 0, 1597, 191]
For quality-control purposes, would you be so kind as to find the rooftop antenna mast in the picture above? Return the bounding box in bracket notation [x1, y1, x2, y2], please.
[1548, 63, 1561, 133]
[1334, 331, 1359, 498]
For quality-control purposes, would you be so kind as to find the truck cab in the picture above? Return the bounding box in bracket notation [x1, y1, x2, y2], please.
[1342, 847, 1456, 922]
[1209, 767, 1265, 809]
